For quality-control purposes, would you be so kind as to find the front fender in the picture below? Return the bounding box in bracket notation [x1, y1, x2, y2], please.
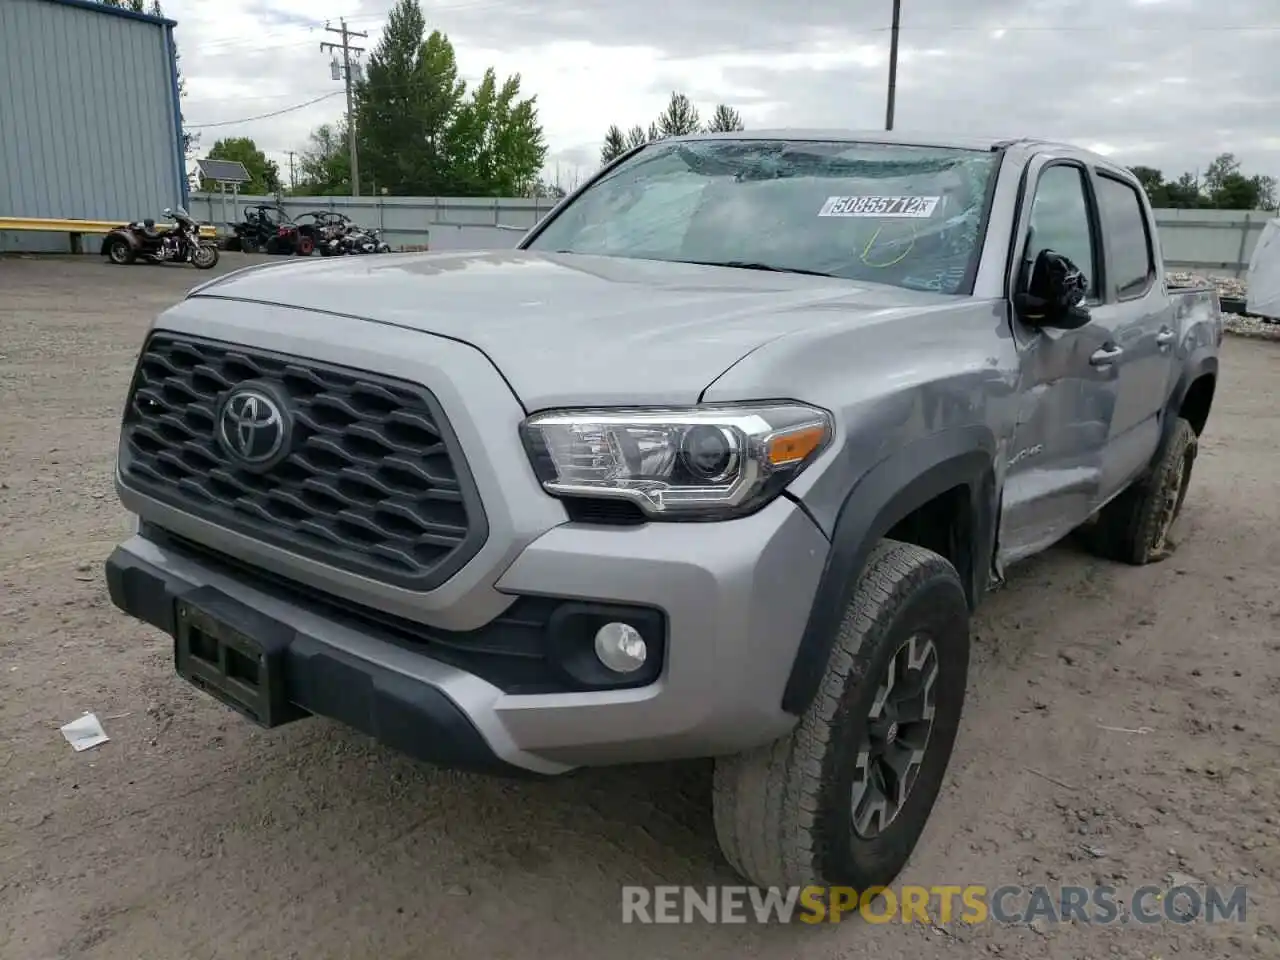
[781, 426, 998, 715]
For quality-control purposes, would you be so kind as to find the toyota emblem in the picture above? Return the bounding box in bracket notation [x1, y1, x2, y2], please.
[217, 386, 289, 467]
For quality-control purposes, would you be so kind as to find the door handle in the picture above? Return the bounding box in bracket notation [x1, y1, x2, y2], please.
[1090, 344, 1124, 366]
[1156, 328, 1176, 347]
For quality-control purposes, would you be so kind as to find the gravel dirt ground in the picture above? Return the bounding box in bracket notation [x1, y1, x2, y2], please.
[1, 254, 1278, 960]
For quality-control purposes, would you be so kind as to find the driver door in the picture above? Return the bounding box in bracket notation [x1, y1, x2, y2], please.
[997, 157, 1120, 566]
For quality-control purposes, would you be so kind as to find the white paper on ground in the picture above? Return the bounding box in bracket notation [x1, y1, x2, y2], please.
[60, 712, 109, 752]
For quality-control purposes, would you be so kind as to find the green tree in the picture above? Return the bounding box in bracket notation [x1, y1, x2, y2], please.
[1203, 152, 1275, 209]
[656, 91, 701, 138]
[355, 3, 464, 195]
[527, 178, 566, 200]
[296, 122, 351, 195]
[1203, 153, 1241, 197]
[625, 125, 650, 150]
[446, 67, 548, 196]
[605, 93, 746, 163]
[601, 125, 627, 165]
[706, 104, 744, 133]
[1164, 172, 1206, 209]
[1129, 165, 1168, 206]
[1250, 175, 1277, 211]
[201, 137, 280, 195]
[350, 0, 545, 196]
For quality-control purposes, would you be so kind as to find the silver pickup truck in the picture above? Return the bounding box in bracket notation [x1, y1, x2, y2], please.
[104, 131, 1222, 893]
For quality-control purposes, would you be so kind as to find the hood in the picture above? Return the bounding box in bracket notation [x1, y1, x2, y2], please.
[190, 249, 959, 409]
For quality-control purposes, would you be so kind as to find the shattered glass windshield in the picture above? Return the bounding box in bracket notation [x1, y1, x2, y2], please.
[526, 138, 1001, 294]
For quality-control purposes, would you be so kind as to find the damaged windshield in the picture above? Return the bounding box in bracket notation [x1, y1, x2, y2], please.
[526, 138, 1001, 294]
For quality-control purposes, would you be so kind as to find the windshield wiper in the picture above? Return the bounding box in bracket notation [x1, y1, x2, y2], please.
[677, 259, 839, 278]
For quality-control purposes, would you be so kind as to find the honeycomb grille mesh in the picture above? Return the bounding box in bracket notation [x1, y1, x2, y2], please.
[120, 334, 486, 590]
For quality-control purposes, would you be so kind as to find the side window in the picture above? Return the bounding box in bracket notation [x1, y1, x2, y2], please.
[1027, 165, 1097, 298]
[1095, 174, 1155, 297]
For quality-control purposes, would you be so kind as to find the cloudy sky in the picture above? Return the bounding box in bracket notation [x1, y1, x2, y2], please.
[169, 0, 1280, 192]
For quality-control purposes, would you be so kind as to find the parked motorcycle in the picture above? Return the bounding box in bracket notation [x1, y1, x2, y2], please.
[321, 225, 392, 256]
[102, 207, 219, 269]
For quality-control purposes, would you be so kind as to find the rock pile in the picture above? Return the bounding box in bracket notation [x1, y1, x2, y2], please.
[1224, 313, 1280, 340]
[1165, 269, 1280, 339]
[1165, 271, 1247, 301]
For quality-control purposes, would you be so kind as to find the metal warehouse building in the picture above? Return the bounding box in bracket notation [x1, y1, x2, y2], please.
[0, 0, 187, 252]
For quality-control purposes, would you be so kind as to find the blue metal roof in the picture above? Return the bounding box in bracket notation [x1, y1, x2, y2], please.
[38, 0, 176, 28]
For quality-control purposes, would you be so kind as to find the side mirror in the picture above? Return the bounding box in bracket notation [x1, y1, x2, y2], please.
[1015, 248, 1092, 330]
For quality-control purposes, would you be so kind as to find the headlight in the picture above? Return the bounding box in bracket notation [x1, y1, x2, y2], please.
[520, 403, 833, 520]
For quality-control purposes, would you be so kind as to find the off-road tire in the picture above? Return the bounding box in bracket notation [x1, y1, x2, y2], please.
[712, 539, 971, 891]
[1090, 417, 1198, 565]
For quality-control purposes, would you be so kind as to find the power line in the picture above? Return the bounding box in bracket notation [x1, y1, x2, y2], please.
[187, 91, 343, 128]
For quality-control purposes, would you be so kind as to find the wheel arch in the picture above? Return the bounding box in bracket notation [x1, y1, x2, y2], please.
[1159, 355, 1218, 455]
[781, 427, 998, 716]
[100, 229, 138, 256]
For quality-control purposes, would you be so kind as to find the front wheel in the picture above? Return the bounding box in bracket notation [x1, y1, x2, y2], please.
[713, 539, 970, 890]
[191, 243, 219, 269]
[296, 234, 315, 256]
[106, 237, 134, 265]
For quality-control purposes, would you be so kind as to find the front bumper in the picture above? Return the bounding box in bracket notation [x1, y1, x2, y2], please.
[105, 495, 830, 775]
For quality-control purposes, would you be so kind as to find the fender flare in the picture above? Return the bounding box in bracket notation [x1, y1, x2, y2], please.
[100, 229, 140, 256]
[1158, 354, 1218, 453]
[781, 426, 999, 716]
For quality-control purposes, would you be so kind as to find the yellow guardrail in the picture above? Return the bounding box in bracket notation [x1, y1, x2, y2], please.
[0, 216, 217, 238]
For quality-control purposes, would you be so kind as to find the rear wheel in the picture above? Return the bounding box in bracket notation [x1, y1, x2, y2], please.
[713, 539, 970, 890]
[240, 236, 259, 254]
[297, 234, 315, 256]
[106, 237, 134, 265]
[1089, 417, 1198, 564]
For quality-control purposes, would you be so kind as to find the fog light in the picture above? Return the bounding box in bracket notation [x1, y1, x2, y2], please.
[593, 621, 647, 673]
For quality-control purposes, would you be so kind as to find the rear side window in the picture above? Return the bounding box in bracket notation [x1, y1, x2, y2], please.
[1095, 174, 1155, 298]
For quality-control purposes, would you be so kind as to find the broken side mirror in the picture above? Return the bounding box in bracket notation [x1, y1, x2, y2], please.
[1015, 248, 1092, 330]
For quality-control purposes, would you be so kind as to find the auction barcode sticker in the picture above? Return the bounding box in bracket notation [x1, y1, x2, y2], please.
[818, 196, 941, 218]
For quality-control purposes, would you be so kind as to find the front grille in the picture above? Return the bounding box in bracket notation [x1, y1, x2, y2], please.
[120, 333, 487, 591]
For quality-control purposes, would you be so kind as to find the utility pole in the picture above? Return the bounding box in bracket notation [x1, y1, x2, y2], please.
[321, 19, 367, 196]
[885, 0, 901, 131]
[286, 151, 296, 191]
